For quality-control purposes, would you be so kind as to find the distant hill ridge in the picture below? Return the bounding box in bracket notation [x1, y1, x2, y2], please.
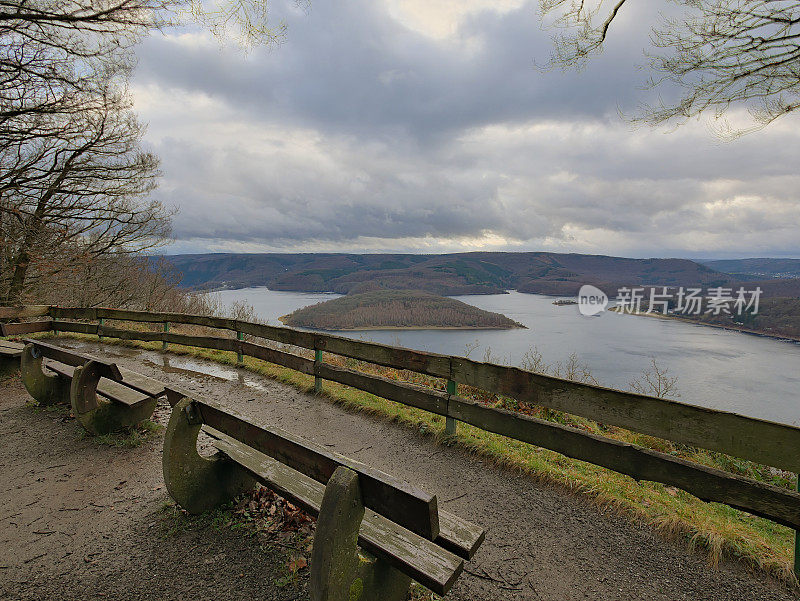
[699, 258, 800, 280]
[163, 251, 796, 296]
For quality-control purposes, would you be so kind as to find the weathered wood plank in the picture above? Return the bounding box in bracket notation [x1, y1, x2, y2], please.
[209, 429, 464, 595]
[195, 400, 440, 540]
[450, 357, 800, 473]
[0, 340, 23, 357]
[162, 332, 238, 352]
[97, 325, 161, 342]
[236, 321, 317, 349]
[50, 307, 96, 320]
[45, 361, 154, 409]
[1, 320, 53, 336]
[23, 339, 122, 381]
[436, 510, 485, 560]
[448, 395, 800, 529]
[0, 305, 50, 319]
[315, 363, 449, 416]
[95, 307, 239, 331]
[316, 336, 451, 379]
[240, 341, 315, 375]
[117, 367, 167, 398]
[52, 320, 99, 335]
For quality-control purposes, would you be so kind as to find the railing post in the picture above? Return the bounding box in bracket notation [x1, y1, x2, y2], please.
[795, 474, 799, 579]
[98, 317, 104, 342]
[314, 349, 323, 393]
[162, 321, 169, 351]
[445, 379, 457, 435]
[237, 331, 244, 363]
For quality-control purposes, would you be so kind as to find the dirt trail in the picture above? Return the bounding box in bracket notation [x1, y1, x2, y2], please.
[1, 339, 797, 600]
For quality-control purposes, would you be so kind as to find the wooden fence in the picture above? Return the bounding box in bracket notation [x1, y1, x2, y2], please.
[3, 304, 800, 569]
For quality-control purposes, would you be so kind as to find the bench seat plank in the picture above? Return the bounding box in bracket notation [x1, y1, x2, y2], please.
[207, 428, 464, 595]
[437, 507, 485, 560]
[45, 361, 154, 409]
[117, 367, 167, 398]
[0, 340, 24, 358]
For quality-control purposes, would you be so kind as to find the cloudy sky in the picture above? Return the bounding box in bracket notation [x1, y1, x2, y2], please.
[131, 0, 800, 258]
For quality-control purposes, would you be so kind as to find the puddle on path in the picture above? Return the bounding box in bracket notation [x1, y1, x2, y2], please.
[54, 339, 141, 359]
[142, 354, 273, 394]
[53, 339, 275, 396]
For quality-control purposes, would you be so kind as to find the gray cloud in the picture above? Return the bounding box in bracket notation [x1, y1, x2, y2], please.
[132, 0, 800, 257]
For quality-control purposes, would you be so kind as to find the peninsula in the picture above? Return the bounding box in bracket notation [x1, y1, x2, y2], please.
[280, 289, 526, 330]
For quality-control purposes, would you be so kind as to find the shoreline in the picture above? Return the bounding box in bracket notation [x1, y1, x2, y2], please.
[278, 316, 525, 331]
[610, 307, 800, 343]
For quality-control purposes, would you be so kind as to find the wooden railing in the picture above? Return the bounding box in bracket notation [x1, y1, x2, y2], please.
[3, 305, 800, 550]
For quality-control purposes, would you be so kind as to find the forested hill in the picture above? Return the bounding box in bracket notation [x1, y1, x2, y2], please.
[698, 258, 800, 280]
[165, 251, 757, 296]
[280, 290, 525, 330]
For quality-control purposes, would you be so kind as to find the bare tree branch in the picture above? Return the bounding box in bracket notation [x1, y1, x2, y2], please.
[539, 1, 800, 133]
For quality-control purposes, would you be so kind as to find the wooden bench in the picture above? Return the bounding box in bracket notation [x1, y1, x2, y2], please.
[163, 393, 485, 600]
[0, 340, 24, 378]
[21, 339, 167, 434]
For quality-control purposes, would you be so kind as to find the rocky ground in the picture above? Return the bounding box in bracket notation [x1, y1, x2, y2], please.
[1, 339, 797, 600]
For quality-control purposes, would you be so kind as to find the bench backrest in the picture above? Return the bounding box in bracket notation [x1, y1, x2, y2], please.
[1, 320, 53, 336]
[23, 338, 122, 381]
[185, 398, 440, 540]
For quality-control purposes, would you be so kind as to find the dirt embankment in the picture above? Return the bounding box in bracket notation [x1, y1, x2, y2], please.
[1, 340, 797, 601]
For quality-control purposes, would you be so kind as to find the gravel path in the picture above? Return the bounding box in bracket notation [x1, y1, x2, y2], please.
[1, 339, 797, 600]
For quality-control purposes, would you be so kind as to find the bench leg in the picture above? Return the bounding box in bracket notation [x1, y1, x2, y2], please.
[20, 344, 70, 405]
[70, 362, 157, 435]
[163, 397, 255, 514]
[311, 466, 410, 601]
[0, 355, 18, 380]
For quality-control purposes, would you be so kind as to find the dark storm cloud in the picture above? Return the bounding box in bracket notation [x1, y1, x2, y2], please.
[132, 0, 800, 256]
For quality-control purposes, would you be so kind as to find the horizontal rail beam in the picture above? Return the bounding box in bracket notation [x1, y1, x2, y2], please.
[315, 363, 449, 416]
[447, 396, 800, 530]
[0, 305, 50, 319]
[1, 320, 53, 336]
[450, 357, 800, 473]
[52, 320, 98, 335]
[240, 341, 314, 375]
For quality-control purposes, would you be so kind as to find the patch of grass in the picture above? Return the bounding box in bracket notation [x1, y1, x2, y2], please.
[27, 400, 70, 415]
[408, 583, 442, 600]
[40, 331, 799, 583]
[158, 500, 239, 538]
[90, 419, 163, 448]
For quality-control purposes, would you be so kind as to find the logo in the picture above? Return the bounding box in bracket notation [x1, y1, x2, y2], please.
[578, 285, 608, 316]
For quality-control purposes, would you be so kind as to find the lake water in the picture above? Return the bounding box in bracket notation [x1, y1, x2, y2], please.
[211, 288, 800, 426]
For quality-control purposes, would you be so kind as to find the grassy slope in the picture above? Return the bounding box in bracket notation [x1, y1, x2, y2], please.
[280, 289, 525, 330]
[13, 331, 797, 583]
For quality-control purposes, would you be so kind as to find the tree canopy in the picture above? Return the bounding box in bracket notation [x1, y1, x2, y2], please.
[540, 0, 800, 132]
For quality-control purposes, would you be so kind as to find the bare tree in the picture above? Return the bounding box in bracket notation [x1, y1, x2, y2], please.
[0, 80, 169, 303]
[539, 1, 800, 131]
[0, 0, 291, 304]
[629, 357, 680, 397]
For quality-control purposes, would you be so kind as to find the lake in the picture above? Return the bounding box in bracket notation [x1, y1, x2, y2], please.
[211, 288, 800, 426]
